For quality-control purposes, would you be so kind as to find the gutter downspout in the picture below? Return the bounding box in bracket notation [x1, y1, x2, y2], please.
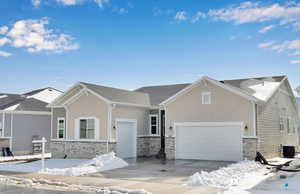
[107, 103, 115, 153]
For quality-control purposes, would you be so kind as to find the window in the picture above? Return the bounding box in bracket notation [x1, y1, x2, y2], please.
[287, 118, 291, 134]
[279, 117, 284, 132]
[202, 92, 211, 104]
[57, 118, 65, 139]
[149, 115, 159, 135]
[0, 121, 2, 137]
[79, 118, 95, 139]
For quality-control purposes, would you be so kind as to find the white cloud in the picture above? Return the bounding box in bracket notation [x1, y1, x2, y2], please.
[191, 12, 206, 23]
[56, 0, 109, 7]
[207, 1, 300, 30]
[0, 26, 8, 34]
[0, 50, 12, 57]
[259, 25, 274, 33]
[258, 40, 276, 48]
[93, 0, 109, 8]
[290, 60, 300, 64]
[0, 18, 79, 54]
[0, 37, 11, 46]
[174, 11, 187, 21]
[271, 39, 300, 53]
[32, 0, 41, 7]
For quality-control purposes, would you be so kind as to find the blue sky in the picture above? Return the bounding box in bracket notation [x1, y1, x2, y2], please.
[0, 0, 300, 93]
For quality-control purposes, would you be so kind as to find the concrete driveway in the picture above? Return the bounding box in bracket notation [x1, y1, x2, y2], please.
[91, 157, 232, 185]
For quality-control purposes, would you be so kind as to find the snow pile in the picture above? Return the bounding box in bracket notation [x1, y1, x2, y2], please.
[40, 152, 128, 176]
[248, 81, 280, 101]
[186, 160, 270, 189]
[0, 153, 51, 162]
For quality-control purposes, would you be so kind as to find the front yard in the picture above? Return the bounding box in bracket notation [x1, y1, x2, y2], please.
[0, 152, 299, 194]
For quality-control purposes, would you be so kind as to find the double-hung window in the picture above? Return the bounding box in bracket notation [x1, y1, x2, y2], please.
[80, 118, 95, 139]
[57, 118, 65, 139]
[149, 115, 159, 135]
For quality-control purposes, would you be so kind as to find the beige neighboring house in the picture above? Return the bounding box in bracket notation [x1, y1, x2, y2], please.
[48, 75, 300, 161]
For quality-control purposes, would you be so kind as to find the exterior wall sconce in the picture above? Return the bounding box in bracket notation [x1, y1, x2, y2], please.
[169, 126, 173, 130]
[244, 125, 248, 130]
[113, 126, 116, 130]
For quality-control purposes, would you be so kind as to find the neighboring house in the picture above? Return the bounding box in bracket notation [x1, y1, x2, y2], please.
[295, 86, 300, 118]
[0, 88, 63, 155]
[49, 75, 299, 161]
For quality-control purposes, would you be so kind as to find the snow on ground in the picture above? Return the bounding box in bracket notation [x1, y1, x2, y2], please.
[0, 175, 151, 194]
[186, 160, 273, 194]
[41, 152, 128, 176]
[248, 81, 280, 101]
[0, 157, 88, 173]
[0, 153, 51, 162]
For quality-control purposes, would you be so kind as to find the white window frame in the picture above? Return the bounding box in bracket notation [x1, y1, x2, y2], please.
[202, 92, 211, 104]
[149, 114, 159, 136]
[76, 117, 99, 140]
[57, 117, 65, 139]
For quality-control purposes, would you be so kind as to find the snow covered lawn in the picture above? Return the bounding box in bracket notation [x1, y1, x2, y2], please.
[0, 153, 51, 162]
[0, 152, 128, 176]
[41, 152, 128, 176]
[0, 157, 88, 173]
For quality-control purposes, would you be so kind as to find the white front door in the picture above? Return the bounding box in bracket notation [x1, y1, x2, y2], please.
[116, 119, 137, 158]
[175, 122, 243, 161]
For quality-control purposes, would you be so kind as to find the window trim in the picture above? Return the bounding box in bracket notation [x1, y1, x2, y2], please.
[149, 114, 159, 136]
[202, 92, 211, 104]
[76, 117, 99, 140]
[57, 117, 65, 139]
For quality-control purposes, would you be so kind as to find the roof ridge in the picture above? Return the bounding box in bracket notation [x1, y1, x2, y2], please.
[222, 75, 287, 82]
[79, 82, 149, 96]
[135, 83, 191, 90]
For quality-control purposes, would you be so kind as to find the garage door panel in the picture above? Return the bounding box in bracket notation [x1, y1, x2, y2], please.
[175, 124, 242, 161]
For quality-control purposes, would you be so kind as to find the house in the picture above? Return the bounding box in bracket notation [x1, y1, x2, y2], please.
[295, 86, 300, 118]
[0, 88, 63, 155]
[48, 75, 299, 161]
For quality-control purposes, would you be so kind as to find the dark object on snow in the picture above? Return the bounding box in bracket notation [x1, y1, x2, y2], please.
[2, 148, 5, 157]
[282, 146, 295, 158]
[255, 152, 300, 172]
[5, 147, 13, 157]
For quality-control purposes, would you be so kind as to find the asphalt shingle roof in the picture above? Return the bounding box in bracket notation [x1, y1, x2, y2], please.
[80, 82, 151, 106]
[135, 83, 191, 106]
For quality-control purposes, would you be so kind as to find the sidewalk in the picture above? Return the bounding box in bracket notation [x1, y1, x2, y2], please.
[13, 173, 221, 194]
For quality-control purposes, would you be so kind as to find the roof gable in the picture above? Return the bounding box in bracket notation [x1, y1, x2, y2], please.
[49, 82, 151, 108]
[159, 76, 258, 106]
[135, 83, 191, 106]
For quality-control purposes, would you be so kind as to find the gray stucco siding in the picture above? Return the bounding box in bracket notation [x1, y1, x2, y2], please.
[12, 114, 51, 153]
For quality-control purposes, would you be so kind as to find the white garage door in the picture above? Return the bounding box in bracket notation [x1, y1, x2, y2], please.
[116, 119, 137, 159]
[175, 122, 243, 161]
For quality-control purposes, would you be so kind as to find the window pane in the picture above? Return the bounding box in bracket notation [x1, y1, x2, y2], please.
[87, 129, 95, 139]
[151, 117, 157, 125]
[151, 126, 157, 134]
[87, 119, 95, 129]
[59, 130, 64, 138]
[80, 119, 87, 139]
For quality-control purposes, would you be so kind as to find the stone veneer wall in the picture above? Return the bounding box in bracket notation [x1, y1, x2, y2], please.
[165, 137, 175, 159]
[243, 138, 257, 160]
[50, 141, 116, 158]
[137, 136, 161, 157]
[165, 137, 258, 160]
